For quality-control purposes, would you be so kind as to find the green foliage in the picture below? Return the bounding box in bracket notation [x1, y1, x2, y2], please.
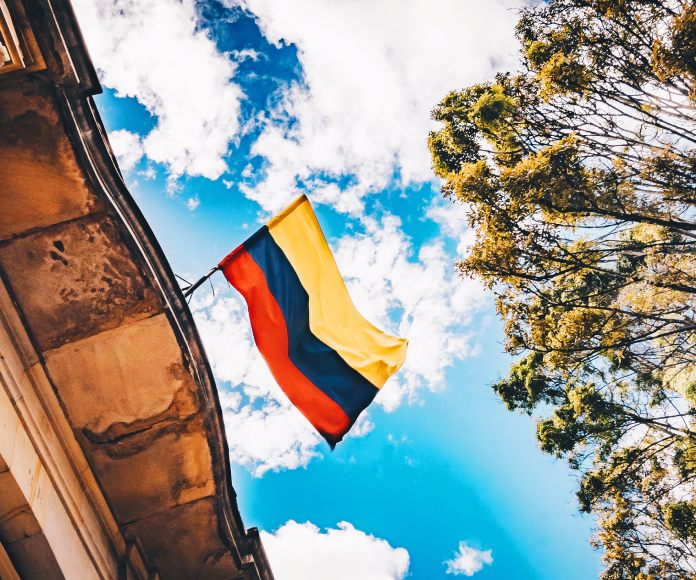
[665, 501, 696, 541]
[429, 0, 696, 576]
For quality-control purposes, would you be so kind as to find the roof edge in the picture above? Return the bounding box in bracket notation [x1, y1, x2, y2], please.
[18, 1, 274, 577]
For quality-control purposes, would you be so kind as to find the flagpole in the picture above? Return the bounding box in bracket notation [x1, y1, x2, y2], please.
[182, 265, 220, 298]
[181, 195, 308, 300]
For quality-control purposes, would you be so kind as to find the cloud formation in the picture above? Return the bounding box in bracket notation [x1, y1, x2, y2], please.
[426, 199, 477, 257]
[260, 520, 410, 580]
[73, 0, 243, 179]
[108, 129, 144, 172]
[186, 196, 201, 211]
[445, 542, 494, 576]
[230, 0, 522, 215]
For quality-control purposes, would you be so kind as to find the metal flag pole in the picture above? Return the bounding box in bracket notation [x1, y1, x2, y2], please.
[182, 265, 221, 298]
[179, 196, 309, 301]
[181, 221, 269, 300]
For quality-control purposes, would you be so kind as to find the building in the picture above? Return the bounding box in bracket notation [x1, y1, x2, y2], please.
[0, 0, 274, 577]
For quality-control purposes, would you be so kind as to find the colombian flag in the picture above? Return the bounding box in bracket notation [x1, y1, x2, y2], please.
[219, 195, 408, 447]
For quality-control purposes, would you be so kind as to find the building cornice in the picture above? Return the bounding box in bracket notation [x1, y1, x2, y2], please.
[0, 0, 273, 577]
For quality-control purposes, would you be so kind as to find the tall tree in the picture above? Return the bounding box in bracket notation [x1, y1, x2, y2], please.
[429, 1, 696, 577]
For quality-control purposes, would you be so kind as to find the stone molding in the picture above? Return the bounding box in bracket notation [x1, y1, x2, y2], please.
[0, 0, 44, 75]
[0, 278, 152, 578]
[0, 0, 274, 577]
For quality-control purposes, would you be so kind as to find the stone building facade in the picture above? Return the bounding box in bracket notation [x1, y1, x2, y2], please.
[0, 0, 273, 577]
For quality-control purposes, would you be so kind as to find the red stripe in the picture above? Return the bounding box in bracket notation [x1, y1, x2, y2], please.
[221, 249, 351, 445]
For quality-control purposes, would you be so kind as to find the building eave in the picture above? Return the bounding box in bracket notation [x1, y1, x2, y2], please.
[0, 0, 273, 577]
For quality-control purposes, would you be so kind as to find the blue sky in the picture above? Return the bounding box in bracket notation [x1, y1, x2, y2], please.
[74, 1, 602, 577]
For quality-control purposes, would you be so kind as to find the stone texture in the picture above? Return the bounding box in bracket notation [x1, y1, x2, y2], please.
[0, 471, 41, 544]
[0, 388, 17, 473]
[126, 498, 240, 580]
[0, 215, 161, 351]
[0, 79, 99, 240]
[44, 313, 199, 437]
[0, 539, 20, 580]
[3, 418, 41, 507]
[87, 415, 215, 524]
[31, 466, 101, 580]
[4, 533, 63, 579]
[0, 360, 104, 580]
[0, 3, 273, 576]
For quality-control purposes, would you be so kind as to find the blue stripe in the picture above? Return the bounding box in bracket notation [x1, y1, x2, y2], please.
[244, 227, 378, 421]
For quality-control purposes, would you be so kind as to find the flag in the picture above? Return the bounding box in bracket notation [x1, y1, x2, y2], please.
[219, 195, 408, 447]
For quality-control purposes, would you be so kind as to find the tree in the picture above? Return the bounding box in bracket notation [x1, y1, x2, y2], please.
[428, 1, 696, 577]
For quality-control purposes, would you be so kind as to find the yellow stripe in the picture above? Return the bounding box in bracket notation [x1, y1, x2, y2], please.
[268, 195, 408, 388]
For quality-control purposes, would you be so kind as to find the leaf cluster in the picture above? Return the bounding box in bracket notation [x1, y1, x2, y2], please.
[429, 0, 696, 576]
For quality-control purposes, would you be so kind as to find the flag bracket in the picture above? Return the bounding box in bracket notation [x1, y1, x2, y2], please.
[182, 265, 220, 298]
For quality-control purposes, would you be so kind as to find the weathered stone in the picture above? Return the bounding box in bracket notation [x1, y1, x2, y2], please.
[0, 390, 17, 473]
[0, 79, 100, 240]
[4, 533, 63, 579]
[44, 313, 199, 436]
[87, 415, 215, 524]
[0, 471, 41, 543]
[0, 215, 161, 350]
[0, 1, 273, 577]
[126, 498, 238, 580]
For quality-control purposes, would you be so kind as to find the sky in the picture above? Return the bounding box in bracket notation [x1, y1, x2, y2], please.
[71, 1, 603, 578]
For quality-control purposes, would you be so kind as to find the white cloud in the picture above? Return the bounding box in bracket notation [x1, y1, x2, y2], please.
[426, 199, 477, 256]
[347, 413, 374, 438]
[186, 196, 200, 211]
[109, 129, 144, 172]
[73, 0, 243, 180]
[445, 542, 493, 577]
[229, 0, 523, 215]
[231, 48, 261, 62]
[261, 520, 409, 580]
[223, 402, 324, 475]
[138, 165, 158, 180]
